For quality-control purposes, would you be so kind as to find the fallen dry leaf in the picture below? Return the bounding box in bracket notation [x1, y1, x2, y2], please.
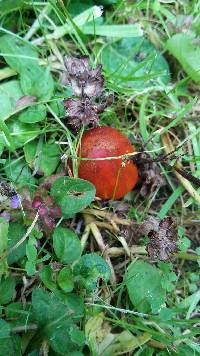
[147, 216, 178, 261]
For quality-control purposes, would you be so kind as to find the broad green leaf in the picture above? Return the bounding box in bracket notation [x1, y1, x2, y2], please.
[7, 120, 40, 149]
[0, 80, 23, 121]
[53, 227, 81, 264]
[50, 177, 96, 217]
[18, 104, 47, 123]
[25, 261, 36, 276]
[69, 325, 85, 347]
[0, 275, 16, 305]
[166, 33, 200, 83]
[24, 141, 60, 177]
[73, 253, 111, 290]
[0, 0, 25, 15]
[0, 319, 21, 356]
[20, 66, 54, 100]
[39, 265, 57, 291]
[5, 302, 33, 328]
[7, 222, 26, 265]
[26, 238, 37, 262]
[0, 35, 54, 100]
[58, 267, 74, 293]
[0, 217, 9, 278]
[32, 288, 71, 326]
[125, 260, 166, 313]
[0, 135, 5, 156]
[46, 321, 85, 354]
[32, 288, 84, 327]
[4, 159, 36, 187]
[53, 291, 84, 320]
[0, 35, 38, 72]
[102, 37, 170, 91]
[0, 336, 21, 356]
[49, 97, 65, 117]
[0, 319, 10, 337]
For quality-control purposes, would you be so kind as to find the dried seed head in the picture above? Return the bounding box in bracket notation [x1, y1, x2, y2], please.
[64, 98, 100, 130]
[63, 56, 104, 97]
[64, 94, 114, 130]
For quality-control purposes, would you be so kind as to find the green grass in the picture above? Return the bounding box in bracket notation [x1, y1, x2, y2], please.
[0, 1, 200, 355]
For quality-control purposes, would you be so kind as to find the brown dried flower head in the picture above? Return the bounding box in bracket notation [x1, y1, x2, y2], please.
[63, 56, 104, 97]
[63, 98, 100, 129]
[61, 56, 112, 130]
[64, 95, 113, 130]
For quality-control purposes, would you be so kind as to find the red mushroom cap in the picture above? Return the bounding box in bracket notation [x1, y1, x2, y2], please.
[78, 126, 139, 199]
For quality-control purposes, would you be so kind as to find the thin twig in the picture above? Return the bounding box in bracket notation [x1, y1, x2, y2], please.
[85, 302, 149, 317]
[107, 246, 147, 257]
[83, 208, 131, 226]
[80, 224, 91, 250]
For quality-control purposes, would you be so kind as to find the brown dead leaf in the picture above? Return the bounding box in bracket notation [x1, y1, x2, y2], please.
[147, 216, 178, 261]
[133, 153, 165, 197]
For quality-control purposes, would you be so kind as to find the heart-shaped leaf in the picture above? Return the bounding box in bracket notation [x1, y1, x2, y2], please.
[50, 177, 96, 217]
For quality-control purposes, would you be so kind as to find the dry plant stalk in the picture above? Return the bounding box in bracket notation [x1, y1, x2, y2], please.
[161, 132, 200, 205]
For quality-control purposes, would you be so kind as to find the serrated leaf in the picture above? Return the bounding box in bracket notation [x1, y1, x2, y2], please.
[53, 227, 81, 264]
[73, 253, 111, 290]
[18, 104, 47, 123]
[5, 302, 32, 328]
[50, 177, 96, 217]
[166, 33, 200, 83]
[102, 37, 170, 92]
[0, 276, 16, 305]
[32, 288, 84, 327]
[125, 260, 166, 313]
[32, 288, 70, 326]
[58, 267, 74, 293]
[46, 320, 84, 354]
[24, 141, 60, 176]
